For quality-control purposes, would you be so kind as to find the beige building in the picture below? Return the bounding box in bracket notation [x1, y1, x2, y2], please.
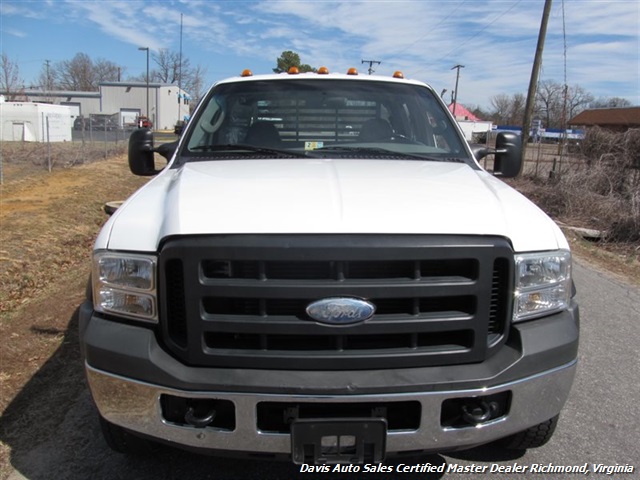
[18, 82, 191, 130]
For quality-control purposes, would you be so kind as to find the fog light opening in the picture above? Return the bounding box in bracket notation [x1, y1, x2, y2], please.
[441, 391, 511, 428]
[160, 395, 236, 431]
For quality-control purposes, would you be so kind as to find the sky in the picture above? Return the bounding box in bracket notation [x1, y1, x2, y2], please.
[1, 0, 639, 110]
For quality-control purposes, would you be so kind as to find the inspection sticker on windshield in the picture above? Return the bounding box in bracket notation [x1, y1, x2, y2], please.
[305, 141, 324, 151]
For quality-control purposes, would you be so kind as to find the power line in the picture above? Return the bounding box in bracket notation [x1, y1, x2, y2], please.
[436, 0, 523, 63]
[392, 1, 468, 58]
[410, 0, 522, 77]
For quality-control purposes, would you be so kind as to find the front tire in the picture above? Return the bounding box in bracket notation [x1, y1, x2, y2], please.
[99, 416, 157, 455]
[499, 415, 559, 450]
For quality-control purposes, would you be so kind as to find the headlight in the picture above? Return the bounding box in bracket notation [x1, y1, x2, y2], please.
[513, 250, 571, 322]
[92, 252, 157, 322]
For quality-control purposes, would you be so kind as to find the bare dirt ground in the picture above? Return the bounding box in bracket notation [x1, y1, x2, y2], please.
[0, 143, 638, 479]
[0, 146, 147, 479]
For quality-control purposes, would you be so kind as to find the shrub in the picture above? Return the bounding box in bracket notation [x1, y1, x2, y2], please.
[520, 128, 639, 243]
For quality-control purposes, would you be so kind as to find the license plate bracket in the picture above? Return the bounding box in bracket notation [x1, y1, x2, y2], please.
[290, 418, 387, 465]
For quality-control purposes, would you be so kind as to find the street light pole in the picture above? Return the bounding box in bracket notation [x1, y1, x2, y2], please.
[138, 47, 150, 126]
[451, 64, 464, 117]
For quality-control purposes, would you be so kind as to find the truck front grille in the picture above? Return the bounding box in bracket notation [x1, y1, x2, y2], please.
[158, 235, 513, 370]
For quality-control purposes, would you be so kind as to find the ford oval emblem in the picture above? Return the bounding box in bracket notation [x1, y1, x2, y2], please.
[306, 297, 376, 325]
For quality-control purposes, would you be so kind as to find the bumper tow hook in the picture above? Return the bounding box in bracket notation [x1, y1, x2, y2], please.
[185, 407, 217, 428]
[461, 401, 497, 425]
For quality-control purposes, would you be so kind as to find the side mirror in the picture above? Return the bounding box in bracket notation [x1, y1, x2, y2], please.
[156, 141, 178, 161]
[128, 130, 177, 176]
[128, 128, 157, 176]
[493, 132, 522, 178]
[470, 144, 489, 161]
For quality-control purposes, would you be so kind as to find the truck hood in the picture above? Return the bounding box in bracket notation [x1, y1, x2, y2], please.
[97, 159, 567, 253]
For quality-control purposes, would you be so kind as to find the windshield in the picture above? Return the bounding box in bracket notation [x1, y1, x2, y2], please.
[182, 79, 469, 161]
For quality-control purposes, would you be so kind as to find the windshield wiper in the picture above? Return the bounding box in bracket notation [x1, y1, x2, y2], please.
[189, 144, 303, 158]
[308, 146, 446, 161]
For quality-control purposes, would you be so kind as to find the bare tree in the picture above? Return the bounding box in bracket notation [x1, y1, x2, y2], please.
[129, 49, 207, 105]
[565, 85, 594, 123]
[510, 93, 527, 125]
[152, 50, 183, 84]
[55, 53, 95, 90]
[534, 79, 563, 128]
[94, 59, 123, 84]
[489, 93, 526, 125]
[1, 53, 25, 100]
[467, 104, 491, 120]
[186, 64, 207, 105]
[489, 94, 512, 124]
[534, 80, 593, 128]
[35, 61, 58, 102]
[54, 53, 122, 91]
[590, 97, 632, 109]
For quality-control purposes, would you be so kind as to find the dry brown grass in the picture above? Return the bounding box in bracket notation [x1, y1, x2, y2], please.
[509, 128, 640, 244]
[0, 143, 148, 418]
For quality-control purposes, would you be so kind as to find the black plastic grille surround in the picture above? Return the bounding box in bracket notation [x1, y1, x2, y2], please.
[158, 235, 513, 370]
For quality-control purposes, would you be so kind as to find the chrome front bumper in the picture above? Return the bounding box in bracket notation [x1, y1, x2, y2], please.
[87, 360, 576, 455]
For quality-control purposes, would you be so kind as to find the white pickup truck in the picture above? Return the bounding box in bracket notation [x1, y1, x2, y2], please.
[79, 68, 579, 465]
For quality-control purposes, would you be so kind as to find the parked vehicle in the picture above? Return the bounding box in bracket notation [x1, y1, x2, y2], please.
[80, 68, 579, 465]
[74, 115, 118, 131]
[137, 115, 153, 129]
[174, 120, 186, 135]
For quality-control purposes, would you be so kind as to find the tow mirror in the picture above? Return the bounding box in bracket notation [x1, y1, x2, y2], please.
[493, 132, 522, 178]
[128, 128, 157, 176]
[128, 129, 177, 176]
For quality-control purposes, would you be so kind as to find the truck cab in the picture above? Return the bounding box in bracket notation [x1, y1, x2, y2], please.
[80, 67, 578, 465]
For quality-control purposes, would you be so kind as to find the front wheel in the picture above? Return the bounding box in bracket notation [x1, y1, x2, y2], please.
[499, 415, 559, 450]
[99, 416, 157, 455]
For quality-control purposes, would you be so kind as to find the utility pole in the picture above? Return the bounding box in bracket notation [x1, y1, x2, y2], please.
[178, 12, 183, 121]
[361, 59, 381, 75]
[522, 0, 553, 167]
[451, 64, 464, 117]
[44, 60, 51, 90]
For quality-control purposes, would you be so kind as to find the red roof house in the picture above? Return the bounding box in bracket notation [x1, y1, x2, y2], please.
[448, 103, 481, 121]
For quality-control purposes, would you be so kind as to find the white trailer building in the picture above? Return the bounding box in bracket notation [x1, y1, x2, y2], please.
[0, 102, 72, 142]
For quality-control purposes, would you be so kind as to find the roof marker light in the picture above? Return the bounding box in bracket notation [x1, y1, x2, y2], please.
[288, 66, 300, 74]
[241, 69, 253, 77]
[347, 68, 358, 75]
[317, 66, 329, 75]
[393, 71, 405, 79]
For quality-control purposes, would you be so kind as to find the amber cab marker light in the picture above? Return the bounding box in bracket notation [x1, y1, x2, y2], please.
[393, 71, 405, 79]
[347, 67, 358, 75]
[317, 66, 330, 75]
[241, 69, 253, 77]
[288, 66, 300, 74]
